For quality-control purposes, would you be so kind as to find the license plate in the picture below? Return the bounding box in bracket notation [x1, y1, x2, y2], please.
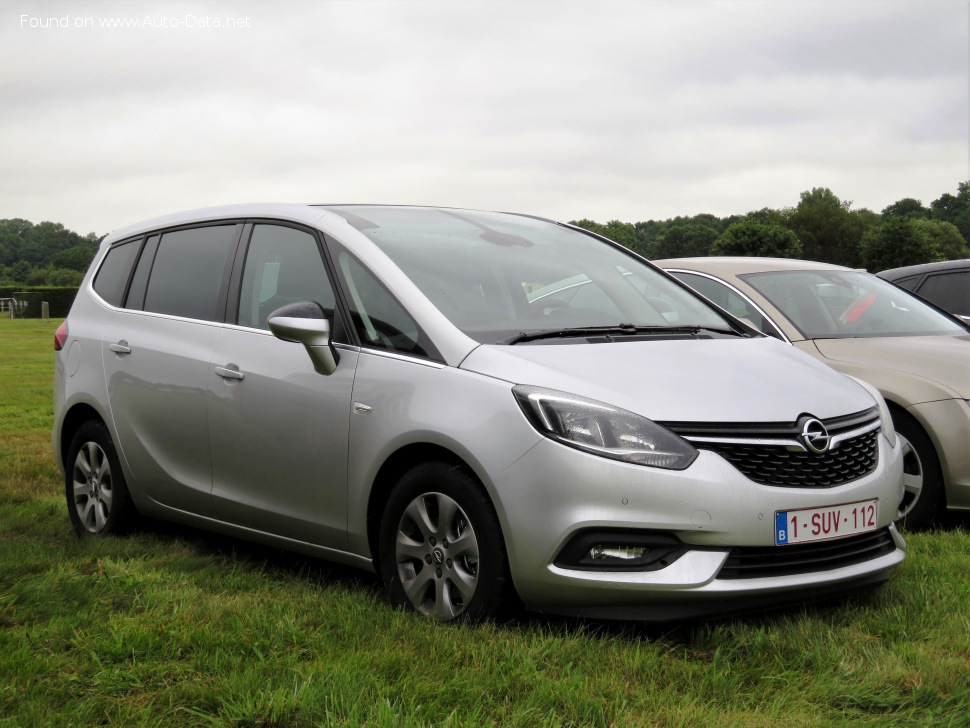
[775, 499, 879, 545]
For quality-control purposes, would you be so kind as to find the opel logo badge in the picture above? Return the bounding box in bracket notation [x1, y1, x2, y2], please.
[799, 417, 831, 454]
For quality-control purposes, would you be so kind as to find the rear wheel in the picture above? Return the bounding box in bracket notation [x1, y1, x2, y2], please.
[65, 422, 136, 536]
[892, 411, 943, 530]
[379, 461, 509, 622]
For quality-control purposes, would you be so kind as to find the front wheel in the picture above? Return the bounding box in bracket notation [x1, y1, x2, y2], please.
[892, 411, 943, 530]
[65, 421, 136, 536]
[379, 462, 509, 623]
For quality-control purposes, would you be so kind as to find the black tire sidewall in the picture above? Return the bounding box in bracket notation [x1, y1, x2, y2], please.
[892, 410, 944, 530]
[379, 461, 508, 623]
[65, 421, 134, 537]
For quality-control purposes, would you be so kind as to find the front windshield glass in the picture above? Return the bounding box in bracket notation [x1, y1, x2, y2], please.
[741, 269, 965, 339]
[324, 206, 732, 344]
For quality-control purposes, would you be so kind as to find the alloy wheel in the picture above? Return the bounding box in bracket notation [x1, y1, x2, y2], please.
[896, 433, 923, 520]
[393, 492, 480, 620]
[72, 441, 113, 534]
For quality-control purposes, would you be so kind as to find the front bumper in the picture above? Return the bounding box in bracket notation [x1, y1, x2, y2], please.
[909, 398, 970, 511]
[493, 433, 905, 619]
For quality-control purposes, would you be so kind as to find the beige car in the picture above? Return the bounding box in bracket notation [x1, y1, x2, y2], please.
[656, 257, 970, 529]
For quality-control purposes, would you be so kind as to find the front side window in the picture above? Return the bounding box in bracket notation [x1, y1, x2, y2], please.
[143, 225, 238, 322]
[669, 271, 782, 339]
[336, 251, 432, 358]
[237, 225, 336, 330]
[325, 206, 732, 344]
[742, 270, 966, 339]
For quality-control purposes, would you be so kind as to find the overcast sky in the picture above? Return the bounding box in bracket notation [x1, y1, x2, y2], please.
[1, 0, 967, 236]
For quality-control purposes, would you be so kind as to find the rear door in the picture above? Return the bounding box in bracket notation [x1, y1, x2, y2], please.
[102, 224, 241, 515]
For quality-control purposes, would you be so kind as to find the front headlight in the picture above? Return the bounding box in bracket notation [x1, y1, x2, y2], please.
[846, 376, 897, 448]
[512, 385, 698, 469]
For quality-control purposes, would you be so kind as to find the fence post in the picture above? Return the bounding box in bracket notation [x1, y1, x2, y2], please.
[42, 301, 50, 321]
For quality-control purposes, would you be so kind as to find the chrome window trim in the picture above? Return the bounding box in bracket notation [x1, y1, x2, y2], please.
[87, 300, 227, 330]
[665, 268, 791, 343]
[357, 346, 447, 369]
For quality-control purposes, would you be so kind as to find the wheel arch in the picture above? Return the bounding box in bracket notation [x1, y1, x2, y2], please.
[885, 398, 943, 472]
[58, 402, 109, 473]
[885, 399, 948, 521]
[365, 442, 501, 574]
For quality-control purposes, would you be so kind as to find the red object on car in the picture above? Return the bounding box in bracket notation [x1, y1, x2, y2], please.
[54, 321, 68, 351]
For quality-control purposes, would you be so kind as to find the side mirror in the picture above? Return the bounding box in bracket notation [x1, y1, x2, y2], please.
[268, 302, 339, 375]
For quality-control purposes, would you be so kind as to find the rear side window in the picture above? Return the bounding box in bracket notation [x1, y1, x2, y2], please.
[143, 225, 238, 321]
[92, 240, 140, 307]
[916, 271, 969, 316]
[892, 275, 921, 292]
[124, 235, 160, 310]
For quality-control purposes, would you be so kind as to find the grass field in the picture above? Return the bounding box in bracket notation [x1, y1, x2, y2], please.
[1, 318, 968, 726]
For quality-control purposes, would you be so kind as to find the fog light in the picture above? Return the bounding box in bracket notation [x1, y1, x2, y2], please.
[555, 530, 687, 571]
[589, 545, 647, 561]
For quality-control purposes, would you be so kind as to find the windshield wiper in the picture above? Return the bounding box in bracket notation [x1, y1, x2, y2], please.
[501, 324, 710, 345]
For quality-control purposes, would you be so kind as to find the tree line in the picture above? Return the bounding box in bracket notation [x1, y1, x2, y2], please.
[2, 181, 968, 287]
[0, 219, 100, 286]
[570, 181, 970, 271]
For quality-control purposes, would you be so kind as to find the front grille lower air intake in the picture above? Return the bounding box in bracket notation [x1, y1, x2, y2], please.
[717, 528, 896, 579]
[662, 408, 881, 488]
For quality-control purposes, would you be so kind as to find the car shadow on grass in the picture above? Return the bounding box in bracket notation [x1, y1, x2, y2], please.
[507, 587, 889, 644]
[131, 515, 384, 598]
[124, 511, 953, 643]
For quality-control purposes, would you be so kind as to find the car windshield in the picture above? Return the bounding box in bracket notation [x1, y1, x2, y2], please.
[325, 206, 733, 343]
[740, 269, 966, 339]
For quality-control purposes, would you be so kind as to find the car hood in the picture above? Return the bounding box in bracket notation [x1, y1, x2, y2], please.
[460, 337, 875, 423]
[812, 334, 970, 399]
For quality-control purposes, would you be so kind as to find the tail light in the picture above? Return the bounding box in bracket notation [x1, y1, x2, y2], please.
[54, 321, 69, 351]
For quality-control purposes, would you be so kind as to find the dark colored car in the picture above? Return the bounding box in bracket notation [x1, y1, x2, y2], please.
[878, 260, 970, 324]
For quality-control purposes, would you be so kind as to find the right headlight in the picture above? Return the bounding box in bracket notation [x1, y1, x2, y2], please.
[513, 385, 698, 470]
[846, 375, 897, 448]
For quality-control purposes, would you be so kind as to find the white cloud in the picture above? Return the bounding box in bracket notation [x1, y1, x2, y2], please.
[0, 0, 966, 234]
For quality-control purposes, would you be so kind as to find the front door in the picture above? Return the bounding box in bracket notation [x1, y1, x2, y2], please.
[206, 223, 357, 549]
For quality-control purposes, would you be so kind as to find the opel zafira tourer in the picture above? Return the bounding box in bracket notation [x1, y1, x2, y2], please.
[53, 204, 906, 622]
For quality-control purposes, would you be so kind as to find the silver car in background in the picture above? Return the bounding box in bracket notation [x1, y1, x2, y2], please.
[54, 206, 905, 622]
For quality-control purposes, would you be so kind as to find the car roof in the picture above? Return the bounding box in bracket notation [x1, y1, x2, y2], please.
[654, 256, 854, 276]
[877, 259, 970, 280]
[102, 203, 332, 245]
[100, 203, 558, 247]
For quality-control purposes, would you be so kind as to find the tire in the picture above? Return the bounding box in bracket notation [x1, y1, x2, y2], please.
[379, 461, 509, 623]
[892, 410, 944, 530]
[65, 421, 137, 537]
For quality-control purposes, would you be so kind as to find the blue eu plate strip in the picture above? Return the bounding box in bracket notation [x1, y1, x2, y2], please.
[775, 511, 788, 545]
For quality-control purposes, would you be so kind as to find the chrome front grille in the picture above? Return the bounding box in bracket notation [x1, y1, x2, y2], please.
[663, 408, 881, 488]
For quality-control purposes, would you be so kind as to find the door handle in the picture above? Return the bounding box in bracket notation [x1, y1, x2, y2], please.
[215, 364, 244, 381]
[109, 340, 131, 355]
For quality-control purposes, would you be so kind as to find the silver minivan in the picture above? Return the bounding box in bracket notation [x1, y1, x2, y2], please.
[53, 204, 906, 622]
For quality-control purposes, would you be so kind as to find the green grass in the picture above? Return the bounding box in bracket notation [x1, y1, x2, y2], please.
[1, 318, 968, 726]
